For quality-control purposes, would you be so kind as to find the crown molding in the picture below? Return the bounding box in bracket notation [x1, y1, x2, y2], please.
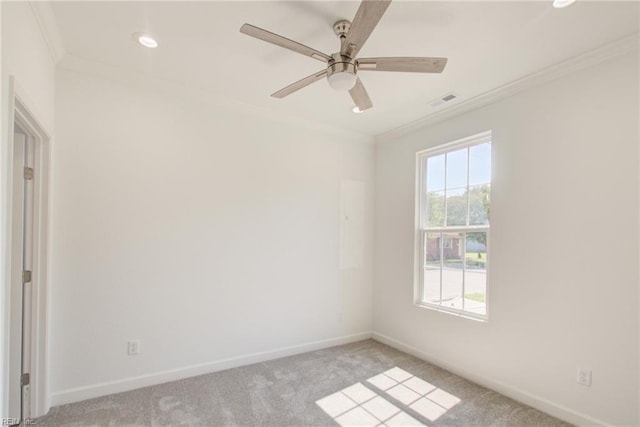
[29, 1, 66, 64]
[375, 32, 640, 144]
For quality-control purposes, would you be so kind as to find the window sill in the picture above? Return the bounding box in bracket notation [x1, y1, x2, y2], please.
[415, 301, 488, 323]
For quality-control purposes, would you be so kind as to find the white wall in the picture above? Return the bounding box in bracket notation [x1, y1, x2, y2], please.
[1, 2, 56, 417]
[373, 51, 639, 426]
[50, 67, 374, 403]
[6, 4, 636, 422]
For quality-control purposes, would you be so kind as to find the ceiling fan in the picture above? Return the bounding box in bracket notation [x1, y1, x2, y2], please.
[240, 0, 447, 112]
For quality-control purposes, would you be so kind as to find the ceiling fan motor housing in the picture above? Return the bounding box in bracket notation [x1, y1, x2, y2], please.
[328, 53, 357, 75]
[326, 53, 357, 90]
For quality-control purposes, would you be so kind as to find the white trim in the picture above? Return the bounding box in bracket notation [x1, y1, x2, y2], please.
[372, 332, 609, 427]
[2, 79, 18, 423]
[28, 1, 66, 64]
[376, 32, 640, 144]
[14, 99, 52, 419]
[415, 131, 492, 321]
[416, 130, 492, 158]
[50, 331, 373, 406]
[5, 77, 53, 418]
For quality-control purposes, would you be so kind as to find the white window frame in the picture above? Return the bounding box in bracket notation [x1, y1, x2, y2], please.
[414, 130, 492, 321]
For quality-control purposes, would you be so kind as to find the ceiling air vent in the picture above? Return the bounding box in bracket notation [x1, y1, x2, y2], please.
[430, 92, 458, 108]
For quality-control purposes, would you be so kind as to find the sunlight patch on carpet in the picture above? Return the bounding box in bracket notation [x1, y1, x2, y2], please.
[316, 367, 460, 426]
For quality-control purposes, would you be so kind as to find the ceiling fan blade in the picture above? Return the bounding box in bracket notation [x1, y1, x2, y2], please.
[349, 78, 373, 111]
[341, 0, 392, 58]
[358, 57, 448, 73]
[240, 24, 331, 63]
[271, 70, 328, 98]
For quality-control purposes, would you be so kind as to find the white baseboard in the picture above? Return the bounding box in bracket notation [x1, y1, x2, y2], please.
[372, 332, 608, 427]
[51, 331, 372, 406]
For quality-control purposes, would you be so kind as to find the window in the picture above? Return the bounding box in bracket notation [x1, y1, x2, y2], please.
[415, 131, 491, 319]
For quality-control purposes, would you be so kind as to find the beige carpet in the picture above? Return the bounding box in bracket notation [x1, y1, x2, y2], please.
[36, 339, 571, 426]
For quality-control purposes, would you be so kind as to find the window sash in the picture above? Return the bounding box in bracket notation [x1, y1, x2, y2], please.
[415, 131, 491, 320]
[417, 229, 489, 319]
[419, 158, 490, 229]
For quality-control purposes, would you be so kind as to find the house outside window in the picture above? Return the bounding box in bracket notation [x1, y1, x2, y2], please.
[415, 131, 492, 319]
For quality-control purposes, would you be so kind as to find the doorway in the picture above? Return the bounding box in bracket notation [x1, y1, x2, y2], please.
[6, 81, 51, 422]
[9, 122, 37, 423]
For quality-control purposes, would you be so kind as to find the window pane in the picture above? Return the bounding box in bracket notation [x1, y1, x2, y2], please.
[464, 232, 487, 315]
[446, 148, 467, 189]
[427, 191, 445, 227]
[424, 232, 441, 304]
[426, 154, 445, 192]
[469, 143, 491, 186]
[441, 232, 464, 310]
[445, 188, 467, 226]
[469, 185, 490, 225]
[417, 133, 491, 318]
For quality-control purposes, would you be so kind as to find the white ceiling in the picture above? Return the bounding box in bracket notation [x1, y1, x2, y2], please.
[50, 1, 639, 137]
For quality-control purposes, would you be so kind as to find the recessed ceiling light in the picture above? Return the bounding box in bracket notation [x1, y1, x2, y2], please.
[553, 0, 576, 8]
[133, 32, 158, 48]
[352, 106, 364, 114]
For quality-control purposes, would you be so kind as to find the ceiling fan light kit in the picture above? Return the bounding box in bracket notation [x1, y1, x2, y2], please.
[327, 53, 357, 91]
[240, 0, 447, 112]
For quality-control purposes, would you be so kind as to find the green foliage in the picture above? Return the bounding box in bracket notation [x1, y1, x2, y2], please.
[427, 192, 444, 226]
[464, 293, 486, 303]
[465, 252, 486, 268]
[465, 251, 486, 260]
[467, 232, 487, 247]
[426, 184, 490, 230]
[469, 185, 490, 226]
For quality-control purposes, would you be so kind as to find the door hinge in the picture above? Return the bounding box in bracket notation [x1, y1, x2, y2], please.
[23, 270, 32, 283]
[24, 167, 34, 180]
[21, 373, 30, 386]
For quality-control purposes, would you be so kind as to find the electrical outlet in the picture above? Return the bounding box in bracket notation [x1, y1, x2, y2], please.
[127, 340, 140, 356]
[577, 368, 591, 386]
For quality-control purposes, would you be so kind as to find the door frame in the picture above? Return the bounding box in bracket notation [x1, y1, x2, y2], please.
[4, 76, 52, 419]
